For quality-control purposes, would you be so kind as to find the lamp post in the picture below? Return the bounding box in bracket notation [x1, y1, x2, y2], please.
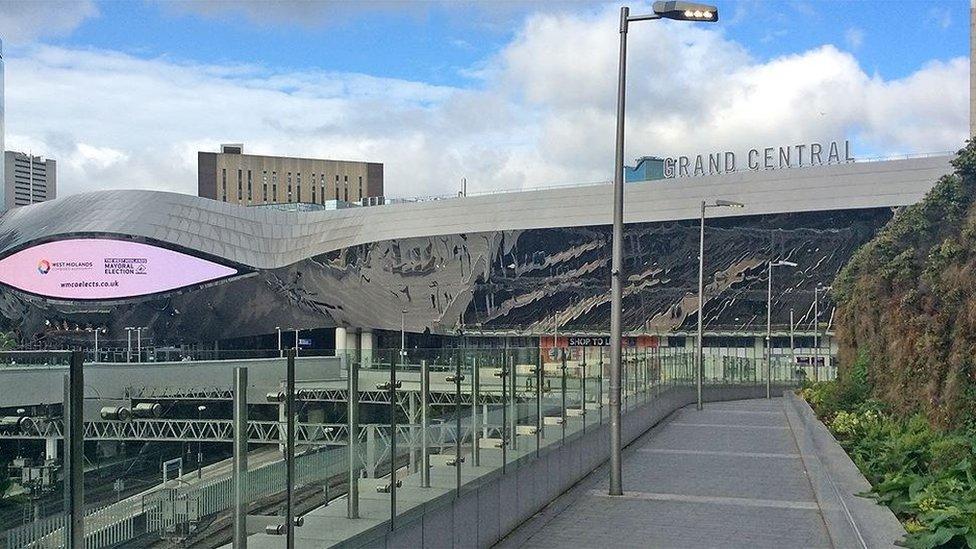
[696, 199, 743, 411]
[766, 260, 797, 398]
[814, 284, 832, 382]
[124, 327, 134, 363]
[197, 404, 207, 479]
[276, 326, 282, 358]
[789, 308, 795, 382]
[609, 0, 718, 497]
[401, 310, 407, 369]
[294, 328, 299, 357]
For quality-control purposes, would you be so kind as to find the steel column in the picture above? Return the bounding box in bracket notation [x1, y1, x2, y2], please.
[64, 351, 84, 549]
[285, 349, 295, 549]
[347, 354, 359, 518]
[472, 356, 480, 467]
[608, 5, 629, 497]
[421, 359, 430, 488]
[233, 367, 248, 548]
[535, 350, 543, 454]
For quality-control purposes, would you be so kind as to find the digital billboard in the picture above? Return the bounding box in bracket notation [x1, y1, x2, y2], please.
[0, 238, 238, 300]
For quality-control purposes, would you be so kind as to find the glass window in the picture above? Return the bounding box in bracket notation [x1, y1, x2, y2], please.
[287, 172, 292, 201]
[221, 169, 227, 201]
[359, 176, 363, 200]
[247, 170, 252, 202]
[262, 170, 268, 202]
[237, 169, 243, 200]
[272, 171, 278, 202]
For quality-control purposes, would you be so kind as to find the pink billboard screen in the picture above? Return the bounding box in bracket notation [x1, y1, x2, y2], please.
[0, 238, 238, 300]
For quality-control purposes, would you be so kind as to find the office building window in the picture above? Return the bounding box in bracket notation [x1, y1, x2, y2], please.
[335, 175, 340, 200]
[247, 170, 252, 202]
[359, 176, 363, 200]
[311, 184, 316, 203]
[287, 172, 292, 201]
[262, 171, 268, 202]
[272, 171, 278, 202]
[237, 169, 243, 201]
[221, 169, 227, 201]
[343, 175, 348, 201]
[320, 174, 325, 204]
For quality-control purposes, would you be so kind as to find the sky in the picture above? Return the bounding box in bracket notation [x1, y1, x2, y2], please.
[0, 0, 969, 199]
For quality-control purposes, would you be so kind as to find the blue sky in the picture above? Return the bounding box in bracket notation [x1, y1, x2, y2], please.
[46, 1, 966, 85]
[0, 0, 969, 198]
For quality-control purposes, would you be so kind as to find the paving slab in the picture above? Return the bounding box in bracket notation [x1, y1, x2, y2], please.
[504, 397, 832, 549]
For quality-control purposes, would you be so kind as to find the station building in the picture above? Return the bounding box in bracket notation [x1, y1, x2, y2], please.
[0, 150, 954, 358]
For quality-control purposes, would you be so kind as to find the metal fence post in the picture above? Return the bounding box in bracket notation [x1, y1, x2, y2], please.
[472, 356, 480, 467]
[421, 359, 430, 488]
[64, 351, 84, 549]
[535, 349, 543, 454]
[375, 355, 401, 530]
[347, 353, 359, 519]
[509, 350, 517, 451]
[560, 350, 567, 443]
[285, 349, 295, 549]
[233, 367, 248, 548]
[580, 358, 587, 433]
[446, 358, 464, 494]
[500, 356, 508, 473]
[599, 347, 604, 424]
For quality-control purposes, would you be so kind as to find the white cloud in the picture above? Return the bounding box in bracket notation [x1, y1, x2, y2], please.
[0, 0, 97, 44]
[927, 7, 952, 30]
[845, 27, 864, 50]
[2, 6, 968, 201]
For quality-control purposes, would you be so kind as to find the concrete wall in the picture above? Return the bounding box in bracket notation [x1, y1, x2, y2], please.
[346, 384, 786, 548]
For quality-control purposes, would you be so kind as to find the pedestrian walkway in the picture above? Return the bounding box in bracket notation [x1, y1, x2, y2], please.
[500, 397, 833, 549]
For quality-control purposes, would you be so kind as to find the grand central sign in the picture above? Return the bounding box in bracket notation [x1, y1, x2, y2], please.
[663, 140, 854, 178]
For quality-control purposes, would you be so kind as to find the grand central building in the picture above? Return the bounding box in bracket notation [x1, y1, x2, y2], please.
[0, 151, 954, 354]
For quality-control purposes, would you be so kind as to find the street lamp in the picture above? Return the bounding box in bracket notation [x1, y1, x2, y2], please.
[276, 326, 282, 358]
[696, 199, 744, 411]
[814, 284, 832, 382]
[197, 404, 207, 479]
[766, 260, 797, 398]
[609, 0, 718, 497]
[294, 328, 299, 357]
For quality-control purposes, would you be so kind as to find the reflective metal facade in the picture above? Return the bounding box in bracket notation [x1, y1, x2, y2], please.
[0, 155, 954, 343]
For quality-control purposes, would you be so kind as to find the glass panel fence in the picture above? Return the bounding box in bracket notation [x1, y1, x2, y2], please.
[0, 344, 834, 548]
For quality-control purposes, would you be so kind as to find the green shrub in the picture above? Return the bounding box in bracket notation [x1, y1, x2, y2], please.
[800, 383, 976, 548]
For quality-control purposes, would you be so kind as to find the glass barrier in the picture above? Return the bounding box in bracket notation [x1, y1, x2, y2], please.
[0, 344, 832, 548]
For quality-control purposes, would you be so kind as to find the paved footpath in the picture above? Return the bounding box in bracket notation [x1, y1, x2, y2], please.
[499, 397, 833, 549]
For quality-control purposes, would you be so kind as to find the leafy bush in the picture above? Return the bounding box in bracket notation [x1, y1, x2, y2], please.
[802, 382, 976, 548]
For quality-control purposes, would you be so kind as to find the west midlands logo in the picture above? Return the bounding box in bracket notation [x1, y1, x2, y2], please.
[37, 259, 51, 275]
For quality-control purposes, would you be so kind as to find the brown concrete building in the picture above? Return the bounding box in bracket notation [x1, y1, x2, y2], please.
[197, 144, 383, 206]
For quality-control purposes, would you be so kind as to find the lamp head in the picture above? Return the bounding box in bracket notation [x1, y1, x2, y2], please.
[772, 260, 798, 268]
[714, 199, 744, 208]
[652, 1, 718, 21]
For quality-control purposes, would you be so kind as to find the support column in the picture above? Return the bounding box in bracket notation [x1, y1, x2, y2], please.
[335, 326, 348, 361]
[346, 330, 360, 368]
[360, 329, 374, 370]
[754, 337, 765, 383]
[45, 438, 58, 461]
